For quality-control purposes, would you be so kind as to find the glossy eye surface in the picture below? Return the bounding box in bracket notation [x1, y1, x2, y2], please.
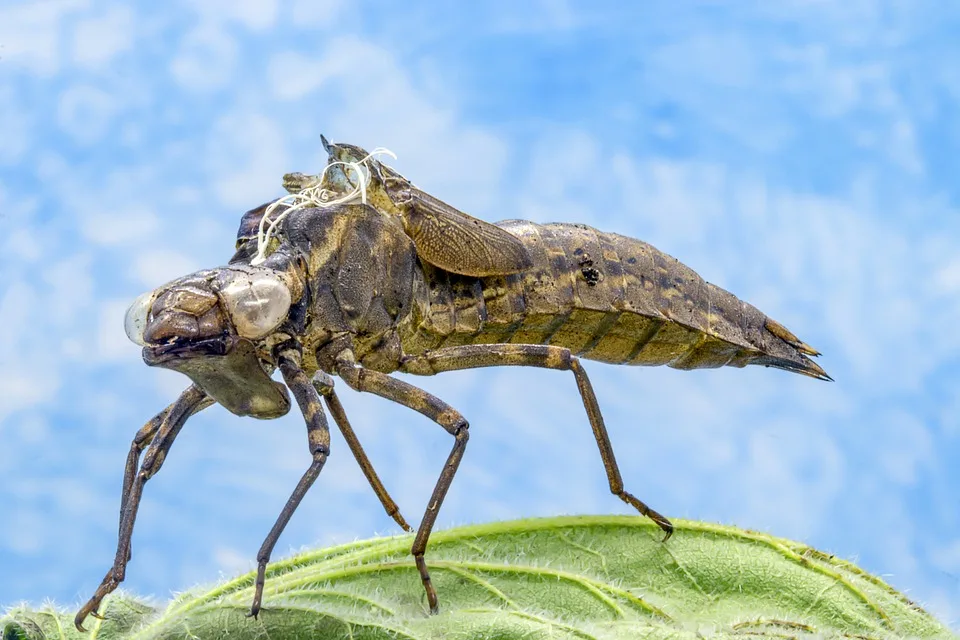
[218, 269, 292, 339]
[124, 290, 156, 346]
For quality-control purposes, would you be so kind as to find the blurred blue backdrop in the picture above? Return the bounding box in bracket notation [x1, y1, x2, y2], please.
[1, 0, 958, 629]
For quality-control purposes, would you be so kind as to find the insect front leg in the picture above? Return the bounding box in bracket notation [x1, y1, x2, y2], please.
[117, 394, 213, 557]
[75, 384, 209, 632]
[248, 347, 332, 619]
[312, 372, 412, 532]
[335, 351, 469, 614]
[401, 343, 674, 539]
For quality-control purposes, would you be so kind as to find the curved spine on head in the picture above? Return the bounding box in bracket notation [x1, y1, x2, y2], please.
[251, 144, 396, 265]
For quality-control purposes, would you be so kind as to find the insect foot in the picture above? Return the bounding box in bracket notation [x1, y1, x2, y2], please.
[74, 571, 118, 631]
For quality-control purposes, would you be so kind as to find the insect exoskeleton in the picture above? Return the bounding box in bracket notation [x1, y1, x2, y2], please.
[76, 138, 830, 633]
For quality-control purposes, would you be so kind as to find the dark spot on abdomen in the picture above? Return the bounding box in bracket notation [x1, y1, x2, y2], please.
[577, 252, 601, 286]
[581, 267, 601, 286]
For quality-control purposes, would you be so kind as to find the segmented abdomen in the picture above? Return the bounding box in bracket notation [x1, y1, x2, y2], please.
[405, 221, 827, 379]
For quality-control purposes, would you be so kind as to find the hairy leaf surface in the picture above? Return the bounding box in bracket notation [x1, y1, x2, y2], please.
[3, 516, 954, 639]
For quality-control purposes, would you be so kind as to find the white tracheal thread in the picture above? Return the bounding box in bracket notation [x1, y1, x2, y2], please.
[250, 147, 397, 266]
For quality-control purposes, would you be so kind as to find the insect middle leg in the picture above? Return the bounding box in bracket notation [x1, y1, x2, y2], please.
[75, 384, 209, 632]
[401, 343, 674, 538]
[335, 351, 469, 613]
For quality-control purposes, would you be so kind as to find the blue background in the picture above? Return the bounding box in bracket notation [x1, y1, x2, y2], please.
[1, 0, 958, 629]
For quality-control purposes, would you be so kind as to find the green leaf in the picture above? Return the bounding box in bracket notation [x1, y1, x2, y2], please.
[3, 516, 956, 639]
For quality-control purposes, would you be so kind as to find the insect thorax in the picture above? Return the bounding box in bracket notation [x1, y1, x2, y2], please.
[275, 204, 424, 375]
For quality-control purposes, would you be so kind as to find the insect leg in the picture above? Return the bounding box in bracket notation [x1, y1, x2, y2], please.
[312, 372, 412, 532]
[118, 394, 213, 556]
[401, 343, 674, 539]
[118, 408, 167, 542]
[248, 349, 331, 619]
[75, 384, 208, 632]
[335, 351, 468, 614]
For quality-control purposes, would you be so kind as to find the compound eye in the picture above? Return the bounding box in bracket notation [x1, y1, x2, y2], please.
[218, 270, 292, 340]
[124, 290, 156, 346]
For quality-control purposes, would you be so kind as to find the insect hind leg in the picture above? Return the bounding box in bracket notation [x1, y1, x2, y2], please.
[400, 343, 674, 540]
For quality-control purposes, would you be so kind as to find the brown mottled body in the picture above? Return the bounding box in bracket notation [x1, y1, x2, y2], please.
[403, 220, 827, 380]
[235, 206, 824, 380]
[298, 139, 825, 380]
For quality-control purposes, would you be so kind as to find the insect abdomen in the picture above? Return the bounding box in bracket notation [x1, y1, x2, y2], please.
[407, 221, 827, 379]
